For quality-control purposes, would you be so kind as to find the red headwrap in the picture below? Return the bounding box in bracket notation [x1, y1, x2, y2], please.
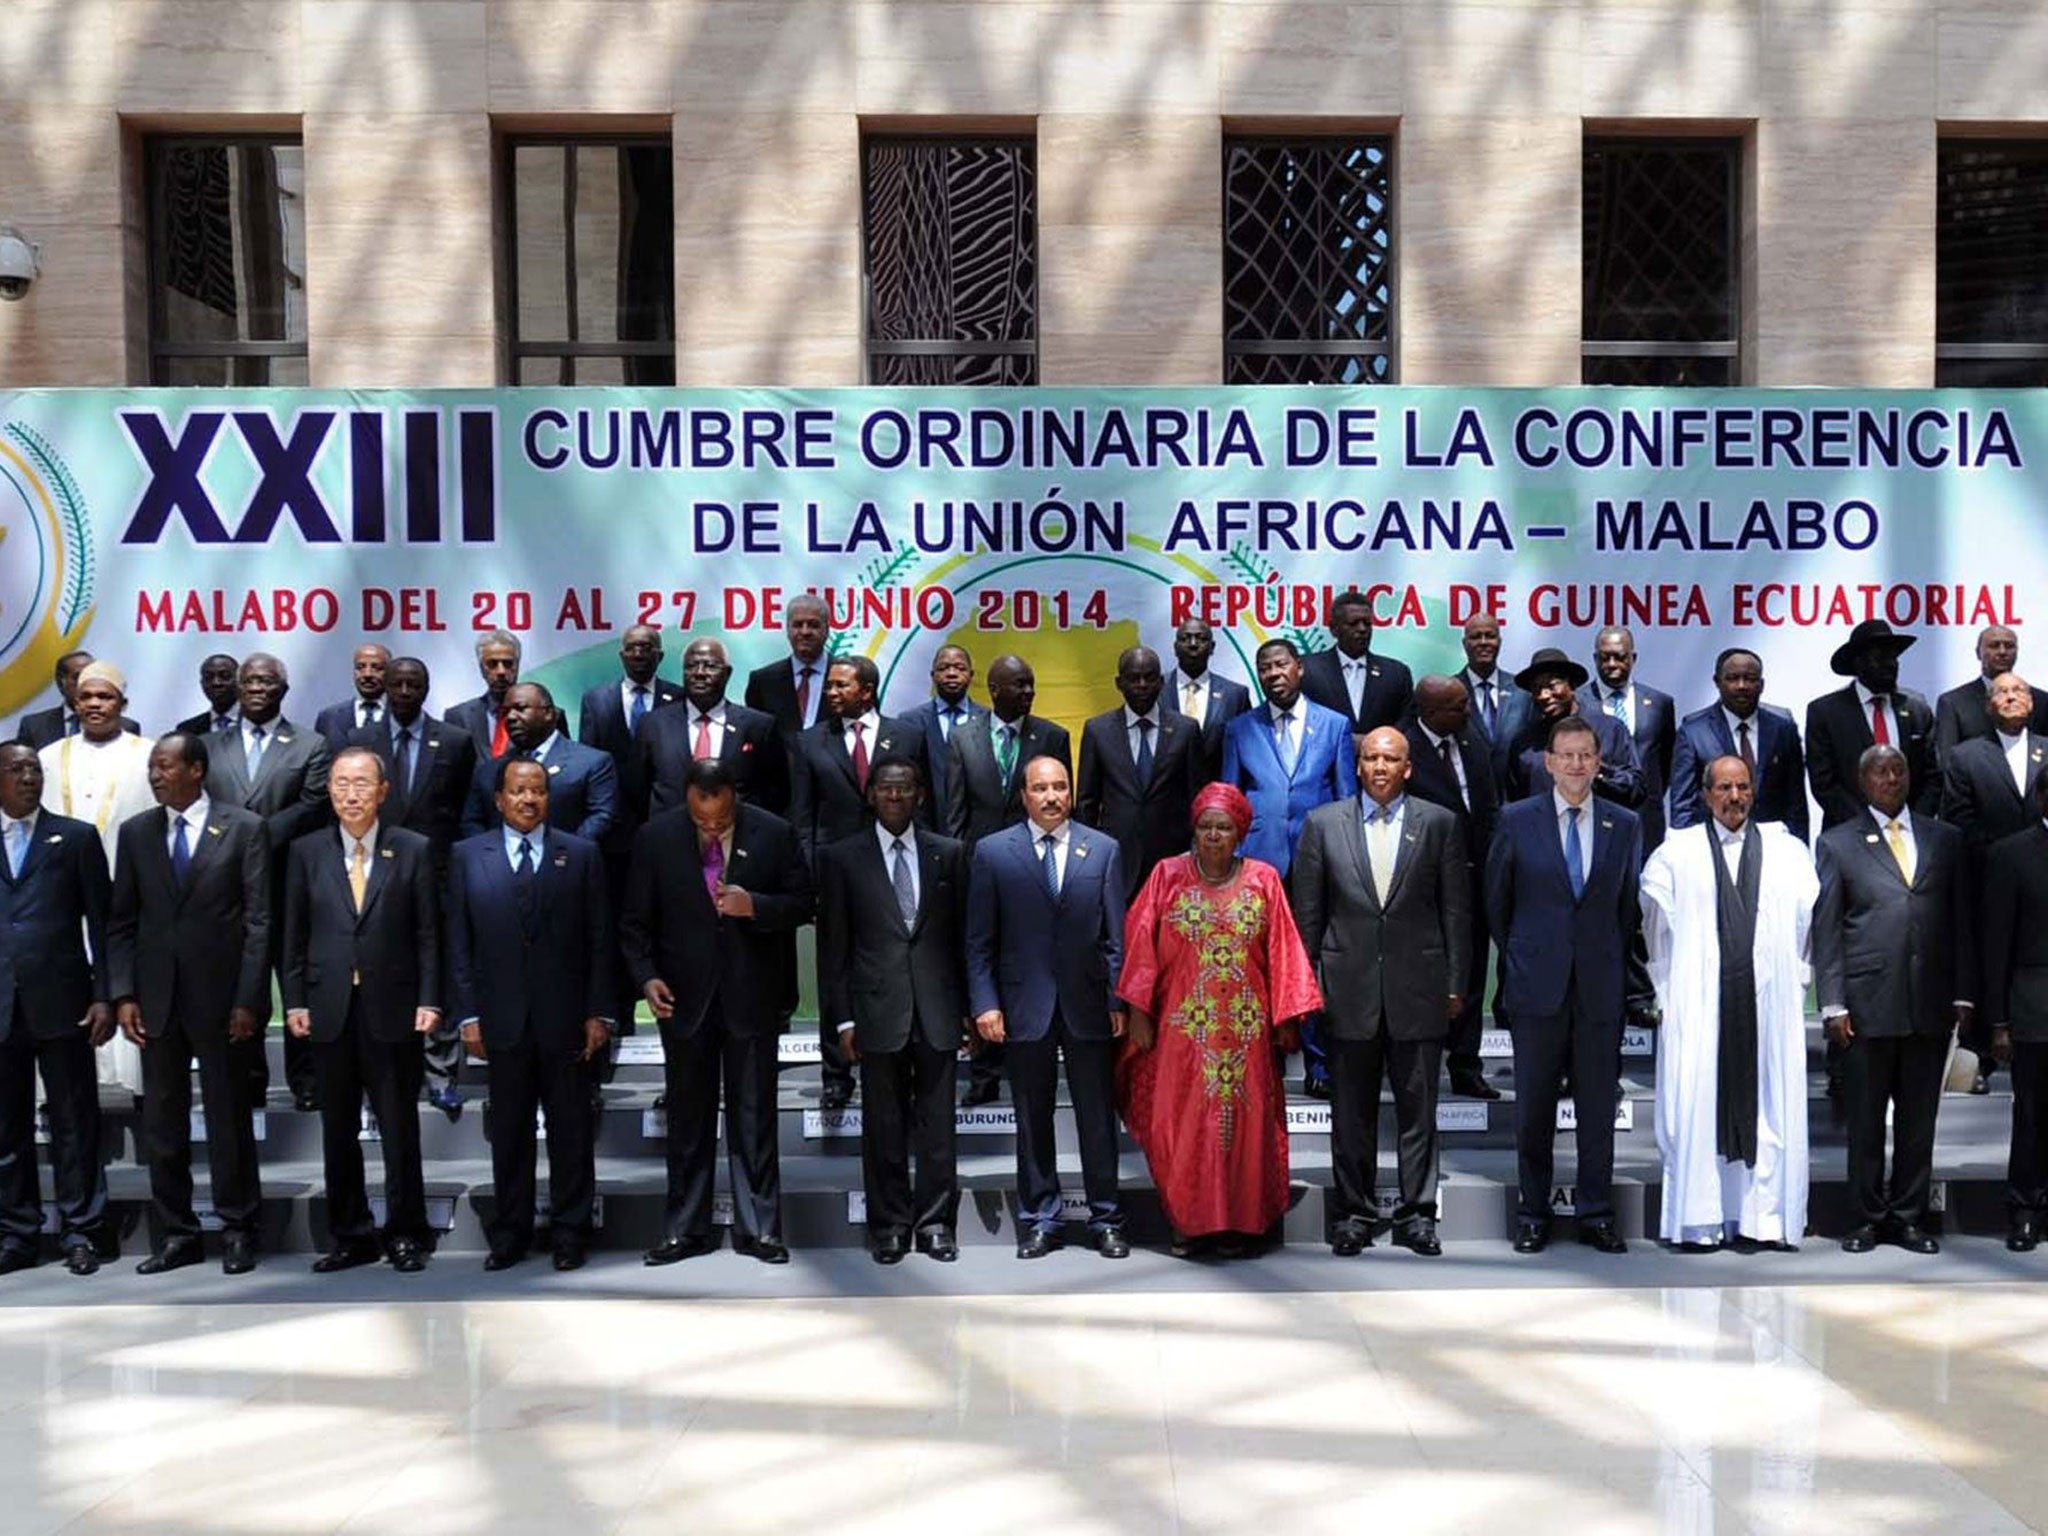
[1190, 782, 1254, 841]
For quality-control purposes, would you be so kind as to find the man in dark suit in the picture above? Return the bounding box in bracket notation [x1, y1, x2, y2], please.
[1169, 617, 1252, 784]
[205, 651, 332, 1110]
[443, 629, 522, 760]
[282, 748, 441, 1274]
[1670, 648, 1810, 843]
[624, 757, 814, 1267]
[1456, 614, 1520, 746]
[0, 744, 113, 1276]
[312, 643, 392, 751]
[1076, 646, 1200, 897]
[743, 592, 831, 742]
[817, 756, 968, 1264]
[173, 653, 241, 737]
[1300, 590, 1414, 738]
[636, 638, 788, 818]
[1806, 619, 1939, 829]
[898, 644, 987, 810]
[1496, 649, 1644, 807]
[108, 733, 270, 1276]
[15, 650, 106, 748]
[1934, 625, 2048, 768]
[1295, 729, 1470, 1258]
[461, 682, 617, 842]
[1982, 773, 2048, 1251]
[966, 756, 1129, 1259]
[1814, 744, 1973, 1254]
[1484, 716, 1644, 1255]
[1577, 627, 1675, 849]
[1403, 675, 1500, 1099]
[445, 758, 612, 1272]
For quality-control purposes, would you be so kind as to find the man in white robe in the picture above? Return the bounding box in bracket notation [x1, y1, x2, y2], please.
[1641, 754, 1817, 1249]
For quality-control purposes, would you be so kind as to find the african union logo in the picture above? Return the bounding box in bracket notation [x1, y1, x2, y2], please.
[0, 422, 94, 717]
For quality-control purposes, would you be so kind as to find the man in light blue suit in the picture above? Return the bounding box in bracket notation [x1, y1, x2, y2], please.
[965, 755, 1130, 1260]
[1221, 638, 1359, 1096]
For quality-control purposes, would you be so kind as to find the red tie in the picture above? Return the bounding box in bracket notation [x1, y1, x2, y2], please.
[490, 710, 509, 758]
[796, 666, 814, 726]
[693, 712, 713, 759]
[1870, 697, 1890, 746]
[850, 721, 869, 791]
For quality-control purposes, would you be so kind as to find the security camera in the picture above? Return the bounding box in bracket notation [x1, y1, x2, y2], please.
[0, 227, 41, 301]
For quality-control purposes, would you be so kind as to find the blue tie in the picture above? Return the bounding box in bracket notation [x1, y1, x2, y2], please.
[170, 813, 192, 886]
[246, 725, 267, 777]
[630, 685, 649, 734]
[1040, 832, 1060, 898]
[5, 822, 24, 880]
[1135, 718, 1154, 782]
[395, 726, 418, 795]
[1565, 805, 1586, 899]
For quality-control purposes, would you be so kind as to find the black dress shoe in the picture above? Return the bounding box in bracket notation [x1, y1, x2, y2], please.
[820, 1078, 853, 1112]
[1449, 1072, 1502, 1101]
[64, 1244, 100, 1276]
[873, 1231, 910, 1265]
[1841, 1224, 1879, 1253]
[389, 1239, 427, 1274]
[553, 1244, 587, 1272]
[1512, 1222, 1550, 1255]
[426, 1086, 463, 1123]
[483, 1247, 527, 1272]
[311, 1241, 381, 1274]
[1329, 1225, 1370, 1257]
[1302, 1076, 1333, 1102]
[138, 1240, 203, 1275]
[1892, 1223, 1940, 1255]
[1972, 1073, 1991, 1095]
[1094, 1228, 1130, 1260]
[221, 1232, 256, 1275]
[1393, 1220, 1442, 1257]
[0, 1246, 36, 1276]
[644, 1234, 720, 1266]
[1578, 1219, 1627, 1254]
[915, 1230, 958, 1263]
[737, 1236, 790, 1265]
[961, 1078, 1000, 1108]
[1016, 1227, 1058, 1260]
[292, 1089, 319, 1114]
[2007, 1221, 2040, 1253]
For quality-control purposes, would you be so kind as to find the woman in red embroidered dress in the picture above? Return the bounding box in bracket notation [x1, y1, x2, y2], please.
[1117, 784, 1322, 1256]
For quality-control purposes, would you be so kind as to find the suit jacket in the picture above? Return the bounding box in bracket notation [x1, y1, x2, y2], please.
[205, 717, 332, 850]
[633, 698, 789, 820]
[443, 693, 505, 758]
[1813, 809, 1974, 1037]
[1934, 676, 2048, 767]
[1401, 720, 1499, 878]
[1293, 797, 1470, 1043]
[15, 708, 140, 750]
[1300, 647, 1415, 736]
[743, 657, 824, 741]
[964, 821, 1125, 1042]
[1483, 795, 1643, 1024]
[900, 696, 989, 808]
[1670, 703, 1810, 844]
[1175, 671, 1252, 785]
[1075, 707, 1200, 897]
[1221, 700, 1359, 877]
[347, 713, 475, 858]
[1805, 682, 1939, 828]
[619, 804, 815, 1037]
[1498, 708, 1644, 808]
[1938, 731, 2048, 860]
[1457, 667, 1523, 746]
[816, 827, 968, 1054]
[444, 828, 610, 1053]
[943, 714, 1072, 848]
[1983, 824, 2048, 1041]
[313, 698, 392, 752]
[106, 803, 271, 1041]
[461, 736, 618, 842]
[577, 676, 686, 825]
[281, 826, 440, 1044]
[0, 811, 111, 1042]
[787, 714, 928, 865]
[1577, 680, 1675, 847]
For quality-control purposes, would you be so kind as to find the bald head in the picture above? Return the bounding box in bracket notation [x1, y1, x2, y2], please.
[1413, 674, 1470, 738]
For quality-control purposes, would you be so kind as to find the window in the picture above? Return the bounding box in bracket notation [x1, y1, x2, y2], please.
[1938, 140, 2048, 387]
[145, 135, 307, 386]
[504, 137, 675, 386]
[1223, 136, 1393, 385]
[863, 137, 1037, 385]
[1582, 139, 1739, 385]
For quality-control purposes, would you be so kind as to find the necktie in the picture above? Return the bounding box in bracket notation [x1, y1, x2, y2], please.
[1367, 806, 1396, 902]
[702, 833, 725, 902]
[1182, 678, 1201, 718]
[514, 835, 538, 930]
[1607, 689, 1627, 725]
[63, 714, 79, 738]
[1478, 680, 1497, 736]
[364, 702, 381, 729]
[1345, 662, 1366, 720]
[1438, 734, 1466, 808]
[1277, 712, 1298, 774]
[1565, 805, 1586, 899]
[1135, 718, 1154, 782]
[996, 723, 1018, 785]
[796, 666, 815, 726]
[1871, 697, 1890, 746]
[1886, 818, 1915, 884]
[1737, 719, 1755, 771]
[395, 726, 417, 795]
[1040, 832, 1060, 897]
[213, 714, 233, 734]
[5, 822, 24, 880]
[940, 706, 958, 744]
[891, 838, 917, 926]
[491, 710, 509, 759]
[348, 838, 369, 912]
[693, 711, 713, 759]
[516, 835, 536, 880]
[630, 685, 649, 735]
[246, 724, 267, 776]
[849, 721, 869, 791]
[170, 813, 192, 886]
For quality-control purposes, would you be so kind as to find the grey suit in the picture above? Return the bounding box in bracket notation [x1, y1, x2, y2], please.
[1294, 795, 1471, 1232]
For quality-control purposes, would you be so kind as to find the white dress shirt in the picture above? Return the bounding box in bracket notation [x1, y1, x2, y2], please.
[1341, 654, 1372, 718]
[1, 809, 38, 873]
[165, 794, 210, 857]
[1599, 684, 1634, 733]
[1723, 707, 1762, 756]
[790, 656, 823, 730]
[619, 678, 656, 724]
[1853, 682, 1900, 748]
[1417, 723, 1469, 807]
[1173, 669, 1211, 723]
[502, 822, 547, 871]
[686, 700, 729, 758]
[1124, 705, 1162, 766]
[339, 822, 381, 871]
[1553, 789, 1595, 869]
[2000, 728, 2031, 795]
[1033, 819, 1073, 888]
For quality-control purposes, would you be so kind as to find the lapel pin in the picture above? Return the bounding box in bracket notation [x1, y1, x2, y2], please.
[276, 733, 291, 745]
[1865, 833, 1880, 844]
[45, 833, 61, 843]
[379, 848, 395, 859]
[207, 825, 224, 837]
[1600, 819, 1613, 830]
[426, 737, 440, 749]
[552, 851, 568, 867]
[735, 847, 750, 860]
[1074, 844, 1090, 860]
[547, 764, 562, 776]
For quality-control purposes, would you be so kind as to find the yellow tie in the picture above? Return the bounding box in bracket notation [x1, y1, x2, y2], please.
[1885, 819, 1915, 885]
[349, 839, 369, 912]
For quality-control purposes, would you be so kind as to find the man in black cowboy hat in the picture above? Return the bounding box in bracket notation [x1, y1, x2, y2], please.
[1494, 648, 1644, 807]
[1805, 620, 1939, 830]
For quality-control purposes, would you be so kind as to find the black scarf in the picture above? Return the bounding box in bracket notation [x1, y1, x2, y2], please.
[1708, 820, 1763, 1167]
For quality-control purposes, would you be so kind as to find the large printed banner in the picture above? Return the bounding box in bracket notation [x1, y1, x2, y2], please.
[0, 387, 2036, 730]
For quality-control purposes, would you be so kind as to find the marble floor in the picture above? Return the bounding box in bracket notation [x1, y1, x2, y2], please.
[4, 1267, 2046, 1535]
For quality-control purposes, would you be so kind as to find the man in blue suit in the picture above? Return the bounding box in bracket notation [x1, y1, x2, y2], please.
[1222, 638, 1358, 1096]
[1577, 628, 1675, 850]
[461, 682, 618, 843]
[1670, 648, 1810, 843]
[898, 644, 988, 810]
[965, 756, 1129, 1259]
[1484, 716, 1644, 1256]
